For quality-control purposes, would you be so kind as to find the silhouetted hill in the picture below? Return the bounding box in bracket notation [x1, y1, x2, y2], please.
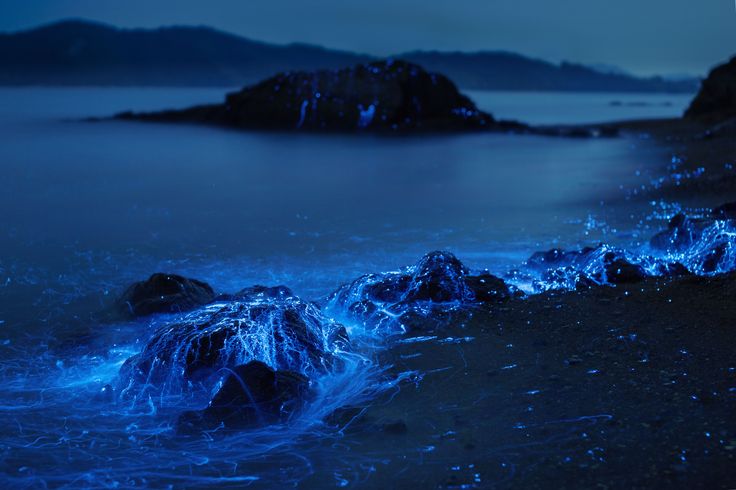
[0, 20, 369, 86]
[398, 51, 699, 93]
[0, 20, 699, 93]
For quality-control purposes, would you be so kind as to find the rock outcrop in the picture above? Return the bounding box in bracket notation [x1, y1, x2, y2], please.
[117, 273, 215, 317]
[649, 207, 736, 274]
[525, 244, 690, 290]
[177, 361, 310, 433]
[685, 57, 736, 123]
[324, 251, 511, 334]
[118, 289, 347, 398]
[115, 60, 525, 133]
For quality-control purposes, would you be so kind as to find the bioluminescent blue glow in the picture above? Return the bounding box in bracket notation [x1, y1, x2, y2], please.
[0, 85, 733, 487]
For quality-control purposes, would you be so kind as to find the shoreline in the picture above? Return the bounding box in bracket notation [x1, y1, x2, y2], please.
[323, 272, 736, 488]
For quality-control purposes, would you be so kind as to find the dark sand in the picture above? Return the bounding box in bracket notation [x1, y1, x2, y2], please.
[313, 273, 736, 489]
[618, 118, 736, 206]
[303, 120, 736, 488]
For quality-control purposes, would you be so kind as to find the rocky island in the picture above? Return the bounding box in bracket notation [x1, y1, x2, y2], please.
[114, 60, 528, 133]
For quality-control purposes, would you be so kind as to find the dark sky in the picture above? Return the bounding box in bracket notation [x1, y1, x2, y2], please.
[1, 0, 734, 76]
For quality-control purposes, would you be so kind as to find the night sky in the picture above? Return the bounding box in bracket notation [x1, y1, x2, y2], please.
[1, 0, 734, 76]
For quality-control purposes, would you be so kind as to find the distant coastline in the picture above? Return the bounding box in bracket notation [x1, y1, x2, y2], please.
[0, 19, 700, 93]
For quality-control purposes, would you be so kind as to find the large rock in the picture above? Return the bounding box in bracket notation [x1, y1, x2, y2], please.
[116, 60, 521, 133]
[526, 245, 690, 290]
[685, 57, 736, 122]
[650, 213, 706, 252]
[118, 289, 347, 398]
[117, 273, 215, 317]
[649, 208, 736, 274]
[177, 361, 310, 433]
[324, 251, 511, 334]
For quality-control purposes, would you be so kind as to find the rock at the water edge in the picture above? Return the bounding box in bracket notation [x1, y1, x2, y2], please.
[649, 213, 701, 252]
[117, 288, 348, 399]
[685, 56, 736, 123]
[117, 273, 215, 317]
[325, 251, 511, 334]
[177, 361, 310, 433]
[648, 208, 736, 275]
[525, 244, 692, 291]
[603, 255, 648, 284]
[115, 60, 523, 133]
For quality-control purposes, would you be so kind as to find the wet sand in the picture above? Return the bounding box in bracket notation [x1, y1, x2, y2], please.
[618, 117, 736, 205]
[306, 121, 736, 489]
[318, 272, 736, 489]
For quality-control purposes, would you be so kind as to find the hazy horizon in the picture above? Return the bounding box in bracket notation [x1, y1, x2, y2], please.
[1, 0, 734, 78]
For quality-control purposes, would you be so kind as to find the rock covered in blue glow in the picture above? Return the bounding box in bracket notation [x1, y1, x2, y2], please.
[649, 212, 736, 274]
[524, 244, 691, 291]
[177, 360, 309, 434]
[118, 289, 347, 399]
[325, 251, 510, 334]
[117, 273, 215, 317]
[520, 206, 736, 292]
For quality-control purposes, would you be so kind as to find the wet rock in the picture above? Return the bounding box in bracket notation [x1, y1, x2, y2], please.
[649, 214, 701, 252]
[685, 56, 736, 123]
[325, 251, 510, 333]
[649, 210, 735, 274]
[701, 243, 728, 273]
[526, 244, 695, 291]
[177, 361, 309, 433]
[464, 273, 512, 302]
[604, 255, 647, 284]
[404, 251, 471, 303]
[117, 273, 215, 317]
[118, 289, 347, 397]
[117, 60, 511, 133]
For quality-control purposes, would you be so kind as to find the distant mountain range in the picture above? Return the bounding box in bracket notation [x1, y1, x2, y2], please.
[0, 20, 700, 93]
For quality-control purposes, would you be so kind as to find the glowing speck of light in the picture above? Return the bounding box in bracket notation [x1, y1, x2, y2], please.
[296, 100, 309, 128]
[357, 104, 376, 128]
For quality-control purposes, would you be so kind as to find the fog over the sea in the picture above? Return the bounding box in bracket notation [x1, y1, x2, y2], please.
[0, 0, 734, 76]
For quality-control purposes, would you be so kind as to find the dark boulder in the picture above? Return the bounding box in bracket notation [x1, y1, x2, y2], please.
[177, 361, 309, 433]
[649, 214, 702, 253]
[648, 210, 735, 274]
[116, 60, 513, 133]
[325, 251, 510, 333]
[685, 57, 736, 123]
[118, 290, 347, 398]
[526, 244, 692, 290]
[404, 251, 471, 302]
[604, 255, 647, 284]
[117, 273, 215, 317]
[464, 273, 513, 302]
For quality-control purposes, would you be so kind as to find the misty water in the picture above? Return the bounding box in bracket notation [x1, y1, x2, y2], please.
[0, 87, 695, 487]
